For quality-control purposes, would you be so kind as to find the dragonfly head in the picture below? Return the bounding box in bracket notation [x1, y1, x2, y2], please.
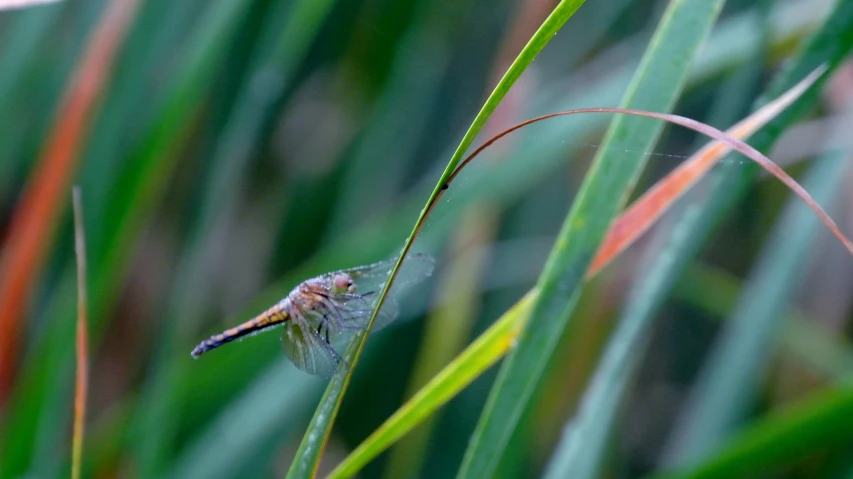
[332, 273, 356, 294]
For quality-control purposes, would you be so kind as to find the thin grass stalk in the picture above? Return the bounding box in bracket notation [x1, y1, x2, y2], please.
[0, 1, 251, 475]
[436, 107, 853, 260]
[71, 186, 89, 479]
[0, 0, 141, 397]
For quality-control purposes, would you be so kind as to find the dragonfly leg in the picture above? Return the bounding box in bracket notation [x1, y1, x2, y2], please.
[317, 328, 345, 368]
[319, 298, 347, 330]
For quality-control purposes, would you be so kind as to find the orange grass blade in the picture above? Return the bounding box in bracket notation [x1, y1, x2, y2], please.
[71, 187, 89, 479]
[0, 0, 142, 397]
[586, 65, 827, 277]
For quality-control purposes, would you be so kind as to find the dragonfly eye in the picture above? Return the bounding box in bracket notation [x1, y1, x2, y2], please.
[333, 274, 355, 293]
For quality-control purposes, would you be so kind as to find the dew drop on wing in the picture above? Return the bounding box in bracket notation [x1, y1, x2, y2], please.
[281, 317, 340, 378]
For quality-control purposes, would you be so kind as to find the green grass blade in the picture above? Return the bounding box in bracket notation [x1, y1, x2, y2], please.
[458, 1, 723, 476]
[0, 4, 62, 195]
[649, 381, 853, 479]
[327, 292, 536, 479]
[676, 263, 853, 381]
[164, 3, 815, 462]
[541, 11, 773, 477]
[165, 361, 323, 479]
[541, 196, 704, 479]
[328, 0, 476, 236]
[0, 1, 251, 475]
[285, 2, 586, 477]
[132, 0, 337, 474]
[664, 150, 852, 465]
[545, 146, 849, 479]
[80, 0, 204, 247]
[383, 215, 493, 479]
[663, 0, 853, 465]
[122, 5, 813, 473]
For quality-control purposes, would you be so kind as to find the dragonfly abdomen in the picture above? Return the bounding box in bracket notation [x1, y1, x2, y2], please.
[191, 304, 290, 358]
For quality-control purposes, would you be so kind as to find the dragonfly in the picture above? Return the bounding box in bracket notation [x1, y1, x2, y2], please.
[191, 253, 435, 377]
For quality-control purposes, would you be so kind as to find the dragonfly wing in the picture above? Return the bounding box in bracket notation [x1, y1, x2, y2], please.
[386, 253, 435, 294]
[340, 253, 435, 297]
[372, 297, 399, 330]
[325, 293, 400, 332]
[281, 316, 341, 377]
[318, 253, 433, 332]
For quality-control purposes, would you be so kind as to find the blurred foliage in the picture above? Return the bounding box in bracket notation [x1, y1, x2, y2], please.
[1, 0, 853, 478]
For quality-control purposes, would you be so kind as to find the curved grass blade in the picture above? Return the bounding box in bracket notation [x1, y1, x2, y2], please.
[284, 2, 587, 477]
[458, 1, 726, 475]
[663, 0, 853, 465]
[542, 16, 773, 475]
[437, 67, 824, 276]
[545, 147, 850, 479]
[0, 0, 142, 398]
[664, 135, 853, 467]
[325, 74, 829, 477]
[71, 187, 89, 479]
[452, 107, 853, 475]
[324, 2, 847, 477]
[585, 64, 824, 277]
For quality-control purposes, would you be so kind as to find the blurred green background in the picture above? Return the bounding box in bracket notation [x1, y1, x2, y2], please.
[1, 0, 853, 477]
